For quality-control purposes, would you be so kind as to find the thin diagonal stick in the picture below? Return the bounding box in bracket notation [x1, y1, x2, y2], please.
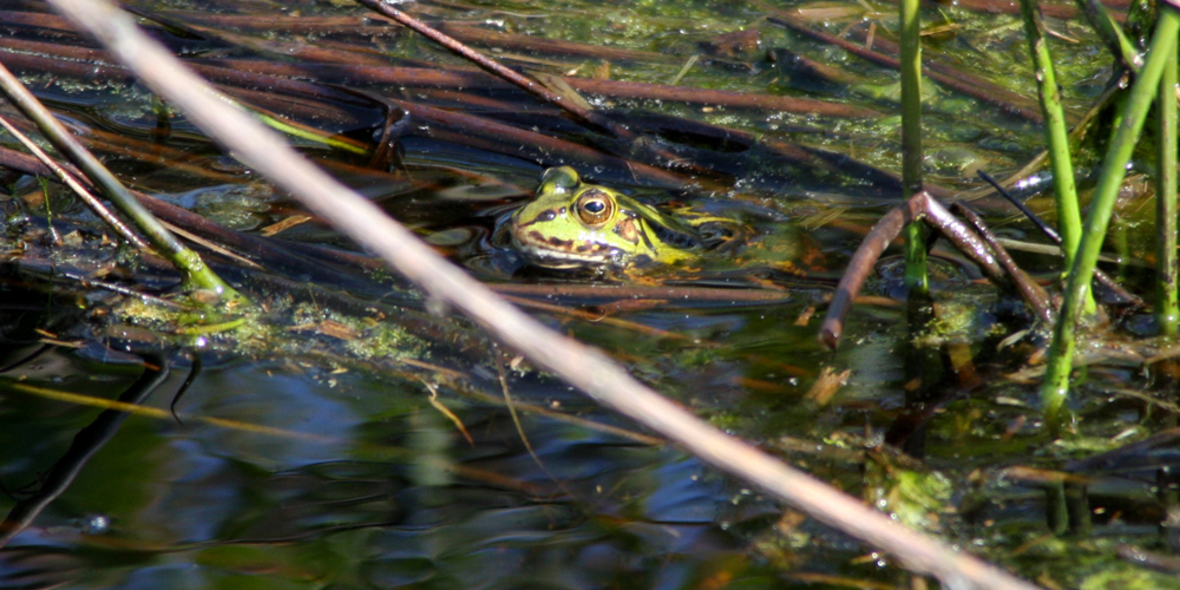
[0, 58, 244, 302]
[0, 113, 148, 250]
[979, 170, 1141, 305]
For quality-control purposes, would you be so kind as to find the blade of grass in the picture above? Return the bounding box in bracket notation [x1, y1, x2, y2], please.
[1074, 0, 1143, 72]
[1156, 45, 1178, 335]
[1019, 0, 1088, 311]
[0, 112, 148, 250]
[1041, 7, 1180, 427]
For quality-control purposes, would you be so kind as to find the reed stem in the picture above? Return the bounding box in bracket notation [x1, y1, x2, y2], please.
[900, 0, 927, 292]
[1041, 7, 1180, 426]
[1156, 45, 1178, 336]
[0, 60, 247, 306]
[1020, 0, 1091, 313]
[1074, 0, 1143, 72]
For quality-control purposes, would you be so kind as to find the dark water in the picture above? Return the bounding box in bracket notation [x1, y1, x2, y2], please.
[1, 0, 1178, 588]
[0, 294, 867, 589]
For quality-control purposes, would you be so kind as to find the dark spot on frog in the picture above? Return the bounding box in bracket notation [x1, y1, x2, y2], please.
[517, 209, 558, 228]
[614, 218, 640, 245]
[650, 222, 700, 249]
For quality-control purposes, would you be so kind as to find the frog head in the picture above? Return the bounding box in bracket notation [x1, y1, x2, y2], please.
[508, 167, 700, 269]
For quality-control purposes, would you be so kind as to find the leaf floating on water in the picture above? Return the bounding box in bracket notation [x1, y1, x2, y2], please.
[804, 366, 850, 407]
[260, 214, 313, 237]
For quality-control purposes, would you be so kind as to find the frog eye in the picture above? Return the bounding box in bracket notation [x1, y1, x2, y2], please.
[539, 166, 580, 195]
[575, 189, 614, 226]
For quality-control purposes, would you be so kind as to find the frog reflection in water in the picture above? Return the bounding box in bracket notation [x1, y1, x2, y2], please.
[509, 166, 773, 272]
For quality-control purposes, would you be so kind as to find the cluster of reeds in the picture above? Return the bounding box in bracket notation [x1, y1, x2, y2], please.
[1037, 5, 1179, 424]
[893, 0, 1179, 425]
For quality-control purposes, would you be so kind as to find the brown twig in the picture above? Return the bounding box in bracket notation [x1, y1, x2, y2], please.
[951, 202, 1054, 322]
[0, 16, 879, 119]
[820, 192, 1055, 348]
[0, 40, 688, 186]
[201, 57, 883, 118]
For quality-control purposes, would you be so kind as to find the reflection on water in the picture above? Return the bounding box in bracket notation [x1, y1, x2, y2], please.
[0, 347, 793, 589]
[5, 258, 1175, 589]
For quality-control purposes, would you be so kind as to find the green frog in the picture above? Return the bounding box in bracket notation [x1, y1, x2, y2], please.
[507, 166, 731, 270]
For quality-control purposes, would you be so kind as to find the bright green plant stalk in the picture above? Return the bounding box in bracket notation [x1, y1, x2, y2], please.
[1075, 0, 1143, 72]
[0, 60, 247, 306]
[255, 112, 368, 155]
[900, 0, 927, 292]
[1041, 8, 1180, 425]
[1018, 0, 1086, 307]
[1156, 47, 1178, 336]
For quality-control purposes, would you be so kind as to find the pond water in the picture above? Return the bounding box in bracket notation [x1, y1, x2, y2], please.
[1, 0, 1178, 588]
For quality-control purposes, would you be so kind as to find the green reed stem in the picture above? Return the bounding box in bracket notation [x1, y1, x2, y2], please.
[1019, 0, 1085, 295]
[1074, 0, 1143, 72]
[1041, 8, 1180, 426]
[900, 0, 927, 292]
[0, 60, 247, 306]
[1156, 46, 1178, 336]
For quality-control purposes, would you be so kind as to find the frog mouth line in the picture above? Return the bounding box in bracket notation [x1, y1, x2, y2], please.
[509, 228, 623, 268]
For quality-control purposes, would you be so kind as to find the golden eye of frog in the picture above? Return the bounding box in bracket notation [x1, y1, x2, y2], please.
[508, 167, 723, 269]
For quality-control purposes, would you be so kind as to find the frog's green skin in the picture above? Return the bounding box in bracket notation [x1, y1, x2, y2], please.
[508, 167, 713, 269]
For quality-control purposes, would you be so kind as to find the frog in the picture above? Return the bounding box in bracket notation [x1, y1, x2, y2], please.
[507, 166, 733, 270]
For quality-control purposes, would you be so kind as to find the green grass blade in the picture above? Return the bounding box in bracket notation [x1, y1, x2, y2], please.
[1074, 0, 1143, 72]
[1156, 46, 1178, 335]
[1019, 0, 1084, 283]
